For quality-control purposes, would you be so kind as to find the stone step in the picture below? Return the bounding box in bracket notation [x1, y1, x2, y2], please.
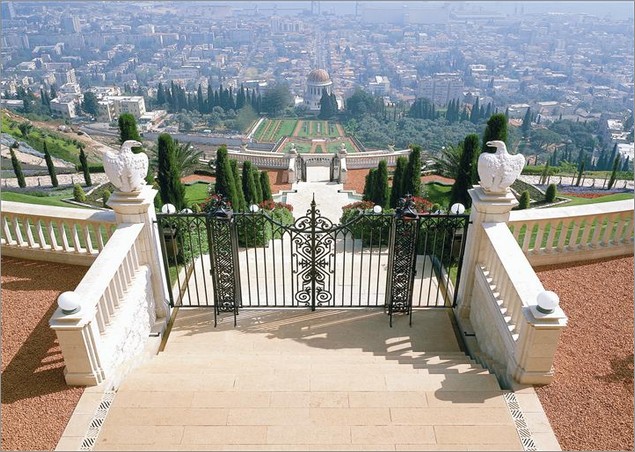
[137, 361, 489, 375]
[108, 390, 509, 410]
[117, 371, 501, 393]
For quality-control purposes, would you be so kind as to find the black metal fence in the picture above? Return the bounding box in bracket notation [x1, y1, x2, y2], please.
[155, 197, 469, 326]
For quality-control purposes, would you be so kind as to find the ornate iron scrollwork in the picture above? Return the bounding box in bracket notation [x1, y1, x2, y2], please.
[292, 197, 335, 310]
[207, 196, 240, 326]
[386, 195, 420, 326]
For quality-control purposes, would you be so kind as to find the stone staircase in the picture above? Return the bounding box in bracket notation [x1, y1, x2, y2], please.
[93, 309, 524, 451]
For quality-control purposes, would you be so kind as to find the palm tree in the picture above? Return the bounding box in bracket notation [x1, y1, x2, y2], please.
[432, 143, 463, 178]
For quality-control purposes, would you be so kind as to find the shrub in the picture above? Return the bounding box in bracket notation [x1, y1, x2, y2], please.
[518, 190, 530, 209]
[340, 201, 393, 247]
[102, 189, 111, 207]
[73, 183, 86, 202]
[545, 184, 557, 203]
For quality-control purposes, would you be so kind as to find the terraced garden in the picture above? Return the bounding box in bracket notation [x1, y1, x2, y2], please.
[252, 119, 344, 143]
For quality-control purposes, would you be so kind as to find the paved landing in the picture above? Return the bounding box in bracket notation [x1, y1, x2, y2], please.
[285, 166, 355, 222]
[93, 309, 524, 451]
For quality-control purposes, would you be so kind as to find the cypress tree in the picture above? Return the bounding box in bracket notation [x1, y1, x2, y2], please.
[251, 166, 263, 204]
[79, 144, 92, 186]
[374, 160, 389, 208]
[522, 108, 532, 137]
[608, 155, 620, 189]
[260, 171, 273, 201]
[404, 145, 422, 197]
[481, 113, 508, 154]
[242, 161, 256, 204]
[450, 134, 480, 208]
[9, 143, 26, 188]
[43, 141, 58, 187]
[545, 184, 557, 203]
[230, 159, 246, 211]
[575, 161, 585, 187]
[118, 113, 142, 153]
[157, 133, 186, 210]
[622, 155, 630, 172]
[390, 156, 408, 208]
[363, 169, 377, 201]
[214, 146, 239, 209]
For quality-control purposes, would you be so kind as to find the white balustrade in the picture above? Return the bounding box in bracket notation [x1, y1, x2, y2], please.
[508, 200, 634, 265]
[1, 201, 117, 265]
[49, 223, 150, 385]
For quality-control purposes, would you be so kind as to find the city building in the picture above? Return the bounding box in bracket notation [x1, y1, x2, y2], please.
[304, 69, 333, 112]
[419, 73, 464, 106]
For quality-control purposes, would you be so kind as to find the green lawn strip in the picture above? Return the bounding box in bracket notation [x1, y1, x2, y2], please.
[557, 192, 633, 207]
[185, 182, 211, 206]
[1, 190, 75, 207]
[423, 182, 452, 208]
[2, 118, 81, 164]
[277, 120, 298, 138]
[253, 119, 271, 142]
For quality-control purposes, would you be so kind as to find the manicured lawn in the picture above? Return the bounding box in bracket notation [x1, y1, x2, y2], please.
[1, 190, 75, 207]
[424, 182, 452, 208]
[558, 192, 633, 206]
[185, 182, 211, 206]
[252, 119, 298, 142]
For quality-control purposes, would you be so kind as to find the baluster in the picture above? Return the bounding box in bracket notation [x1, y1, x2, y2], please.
[71, 223, 83, 252]
[111, 277, 124, 308]
[36, 219, 48, 249]
[2, 214, 14, 245]
[533, 222, 546, 253]
[544, 220, 558, 252]
[103, 285, 116, 317]
[556, 219, 569, 251]
[47, 220, 59, 250]
[96, 224, 107, 251]
[23, 218, 37, 248]
[13, 216, 25, 246]
[83, 223, 95, 254]
[95, 306, 107, 334]
[622, 214, 634, 243]
[612, 213, 628, 244]
[567, 220, 582, 250]
[601, 213, 619, 246]
[56, 221, 70, 251]
[98, 295, 112, 326]
[521, 222, 533, 252]
[578, 218, 594, 249]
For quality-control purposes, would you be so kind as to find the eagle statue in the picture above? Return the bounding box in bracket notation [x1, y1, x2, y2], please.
[103, 140, 148, 193]
[477, 140, 525, 194]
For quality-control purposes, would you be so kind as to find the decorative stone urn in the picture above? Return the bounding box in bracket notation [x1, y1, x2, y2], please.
[477, 140, 525, 194]
[103, 140, 148, 193]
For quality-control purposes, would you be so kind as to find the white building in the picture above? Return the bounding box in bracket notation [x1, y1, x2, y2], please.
[304, 69, 333, 112]
[369, 76, 390, 96]
[418, 73, 463, 106]
[50, 98, 77, 119]
[97, 96, 147, 122]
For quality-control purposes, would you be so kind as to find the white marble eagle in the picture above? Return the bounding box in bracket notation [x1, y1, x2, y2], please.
[103, 140, 148, 193]
[477, 140, 525, 194]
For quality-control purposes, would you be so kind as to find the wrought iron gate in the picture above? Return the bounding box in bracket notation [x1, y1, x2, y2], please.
[156, 196, 469, 326]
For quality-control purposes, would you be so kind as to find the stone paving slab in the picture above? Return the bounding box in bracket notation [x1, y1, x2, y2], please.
[92, 309, 527, 451]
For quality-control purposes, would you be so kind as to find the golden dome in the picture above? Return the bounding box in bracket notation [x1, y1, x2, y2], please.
[307, 69, 331, 84]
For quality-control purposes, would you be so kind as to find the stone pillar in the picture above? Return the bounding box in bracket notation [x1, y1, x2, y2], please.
[455, 186, 518, 320]
[512, 306, 568, 384]
[107, 185, 170, 326]
[338, 145, 348, 184]
[49, 304, 105, 386]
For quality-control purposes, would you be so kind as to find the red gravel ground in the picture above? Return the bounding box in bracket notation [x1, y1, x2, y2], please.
[181, 170, 291, 198]
[535, 256, 634, 451]
[344, 168, 455, 195]
[1, 257, 87, 451]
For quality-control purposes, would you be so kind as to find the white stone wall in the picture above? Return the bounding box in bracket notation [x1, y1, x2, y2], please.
[99, 265, 156, 378]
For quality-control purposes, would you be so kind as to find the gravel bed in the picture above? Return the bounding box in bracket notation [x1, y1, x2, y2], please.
[1, 257, 87, 451]
[535, 256, 634, 451]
